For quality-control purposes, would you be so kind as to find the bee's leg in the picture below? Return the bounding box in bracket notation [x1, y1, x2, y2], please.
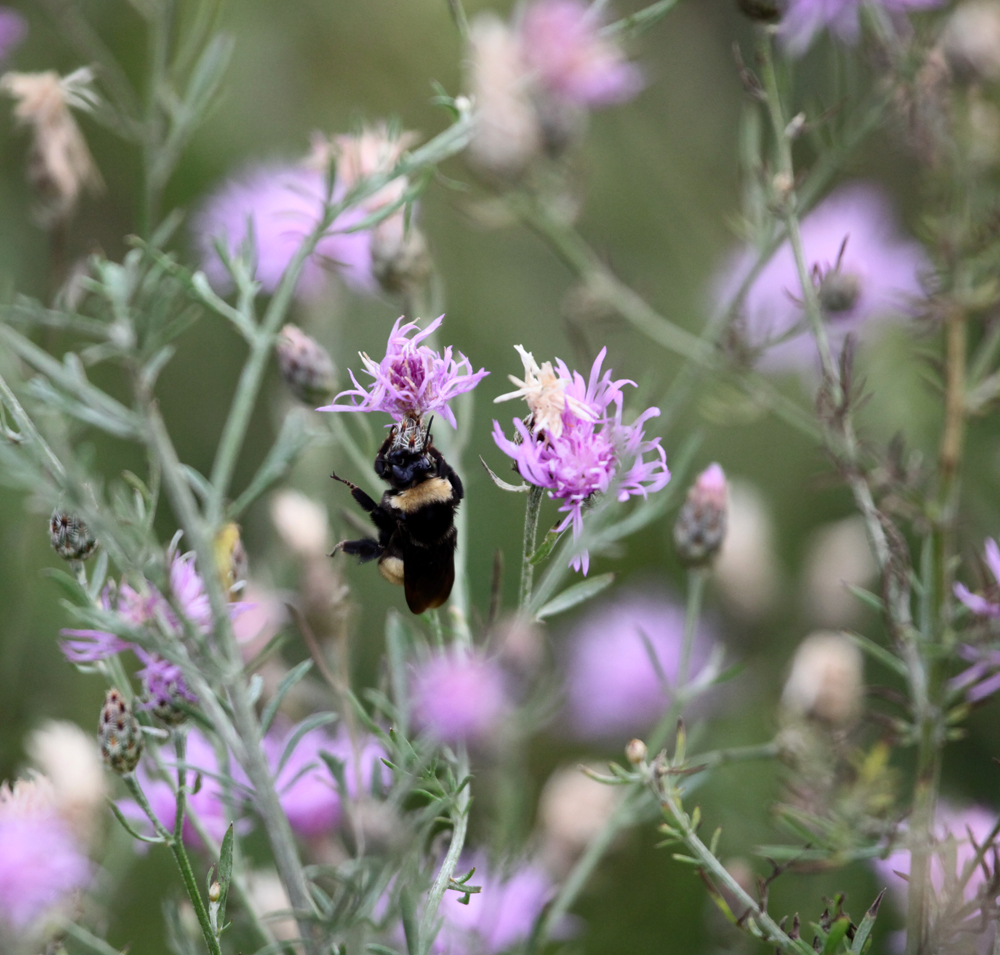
[331, 471, 381, 512]
[332, 537, 383, 564]
[429, 448, 464, 501]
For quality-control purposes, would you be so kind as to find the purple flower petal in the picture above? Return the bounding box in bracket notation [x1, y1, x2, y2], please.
[59, 629, 131, 663]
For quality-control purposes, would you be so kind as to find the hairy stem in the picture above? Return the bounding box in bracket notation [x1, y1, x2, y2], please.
[519, 486, 544, 610]
[677, 568, 706, 691]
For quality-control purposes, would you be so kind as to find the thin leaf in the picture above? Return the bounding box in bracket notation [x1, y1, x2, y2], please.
[846, 631, 907, 677]
[260, 660, 314, 735]
[276, 712, 339, 776]
[216, 823, 234, 927]
[850, 889, 885, 954]
[479, 456, 530, 492]
[107, 800, 167, 844]
[535, 573, 615, 620]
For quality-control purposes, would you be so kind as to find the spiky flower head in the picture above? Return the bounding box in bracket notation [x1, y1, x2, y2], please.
[276, 324, 336, 406]
[0, 67, 103, 226]
[492, 347, 669, 574]
[318, 315, 488, 427]
[49, 509, 97, 561]
[518, 0, 643, 108]
[98, 689, 143, 775]
[673, 463, 728, 567]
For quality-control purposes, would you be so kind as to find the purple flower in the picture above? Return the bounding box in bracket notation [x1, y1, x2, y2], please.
[193, 163, 374, 299]
[871, 803, 999, 954]
[264, 724, 388, 838]
[318, 315, 489, 427]
[955, 538, 1000, 618]
[411, 651, 512, 745]
[60, 627, 131, 663]
[0, 814, 89, 932]
[128, 729, 242, 848]
[0, 8, 27, 63]
[779, 0, 944, 57]
[493, 347, 669, 574]
[561, 589, 716, 739]
[716, 182, 929, 371]
[136, 651, 198, 715]
[433, 855, 564, 955]
[518, 0, 642, 107]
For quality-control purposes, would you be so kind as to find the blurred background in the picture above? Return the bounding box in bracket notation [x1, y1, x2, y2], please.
[0, 0, 994, 952]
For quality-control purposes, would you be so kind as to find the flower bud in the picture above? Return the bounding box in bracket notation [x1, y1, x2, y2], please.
[625, 738, 647, 765]
[736, 0, 787, 22]
[209, 881, 221, 903]
[275, 324, 336, 406]
[781, 631, 863, 728]
[673, 463, 728, 566]
[49, 509, 97, 561]
[214, 521, 248, 600]
[98, 689, 143, 775]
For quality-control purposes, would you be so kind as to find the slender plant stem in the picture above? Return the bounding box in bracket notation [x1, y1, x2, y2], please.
[140, 0, 176, 239]
[0, 369, 66, 480]
[519, 486, 544, 609]
[603, 0, 682, 37]
[125, 772, 223, 955]
[677, 568, 706, 691]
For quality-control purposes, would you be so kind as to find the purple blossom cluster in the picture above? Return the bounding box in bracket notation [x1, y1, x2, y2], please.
[779, 0, 944, 57]
[518, 0, 642, 108]
[0, 779, 90, 935]
[493, 347, 669, 574]
[193, 164, 374, 299]
[561, 589, 716, 739]
[950, 538, 1000, 702]
[319, 315, 488, 427]
[411, 650, 512, 746]
[59, 545, 240, 716]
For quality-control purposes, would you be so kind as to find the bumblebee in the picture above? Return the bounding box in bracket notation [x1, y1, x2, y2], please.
[331, 416, 463, 614]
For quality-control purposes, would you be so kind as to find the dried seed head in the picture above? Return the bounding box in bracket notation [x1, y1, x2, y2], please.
[0, 68, 104, 226]
[781, 631, 864, 728]
[49, 509, 98, 561]
[673, 463, 728, 566]
[276, 324, 336, 406]
[98, 689, 143, 775]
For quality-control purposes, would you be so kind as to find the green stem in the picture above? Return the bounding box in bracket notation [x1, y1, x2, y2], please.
[519, 486, 544, 610]
[677, 568, 706, 692]
[0, 370, 67, 481]
[124, 773, 223, 955]
[602, 0, 682, 37]
[140, 0, 176, 239]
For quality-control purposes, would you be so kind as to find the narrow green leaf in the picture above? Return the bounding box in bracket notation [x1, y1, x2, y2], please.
[107, 800, 166, 844]
[845, 630, 907, 677]
[261, 660, 314, 735]
[850, 889, 885, 954]
[216, 824, 234, 927]
[535, 573, 615, 619]
[822, 917, 851, 954]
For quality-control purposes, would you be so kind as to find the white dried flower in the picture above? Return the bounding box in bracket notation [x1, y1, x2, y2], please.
[493, 344, 596, 438]
[802, 516, 878, 627]
[942, 1, 1000, 83]
[782, 631, 864, 727]
[466, 14, 542, 179]
[270, 489, 330, 559]
[713, 481, 780, 619]
[25, 721, 106, 842]
[0, 67, 104, 226]
[538, 764, 621, 875]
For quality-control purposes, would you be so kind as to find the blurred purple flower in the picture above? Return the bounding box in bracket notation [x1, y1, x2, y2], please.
[954, 538, 1000, 618]
[264, 724, 388, 838]
[562, 589, 716, 739]
[518, 0, 642, 107]
[60, 627, 130, 663]
[411, 651, 512, 745]
[780, 0, 944, 57]
[319, 315, 489, 427]
[716, 182, 929, 372]
[434, 854, 566, 954]
[0, 814, 89, 931]
[128, 729, 242, 848]
[193, 163, 374, 299]
[0, 8, 27, 63]
[871, 803, 999, 954]
[135, 651, 197, 715]
[492, 347, 669, 574]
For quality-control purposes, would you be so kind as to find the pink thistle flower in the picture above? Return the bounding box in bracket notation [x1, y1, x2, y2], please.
[411, 651, 512, 745]
[193, 163, 374, 299]
[954, 538, 1000, 619]
[0, 815, 90, 932]
[492, 347, 669, 574]
[716, 182, 929, 372]
[434, 854, 567, 954]
[519, 0, 642, 107]
[871, 803, 999, 954]
[264, 724, 388, 838]
[561, 589, 717, 739]
[318, 315, 489, 427]
[779, 0, 944, 57]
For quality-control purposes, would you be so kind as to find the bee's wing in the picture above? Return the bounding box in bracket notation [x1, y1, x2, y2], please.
[403, 531, 456, 615]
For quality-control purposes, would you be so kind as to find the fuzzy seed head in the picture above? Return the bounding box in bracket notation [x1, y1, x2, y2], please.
[98, 689, 143, 775]
[49, 509, 97, 561]
[276, 324, 336, 406]
[673, 464, 728, 566]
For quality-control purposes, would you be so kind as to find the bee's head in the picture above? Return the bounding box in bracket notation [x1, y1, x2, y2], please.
[376, 415, 434, 489]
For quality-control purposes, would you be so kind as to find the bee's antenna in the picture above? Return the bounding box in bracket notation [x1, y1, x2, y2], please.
[425, 415, 434, 445]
